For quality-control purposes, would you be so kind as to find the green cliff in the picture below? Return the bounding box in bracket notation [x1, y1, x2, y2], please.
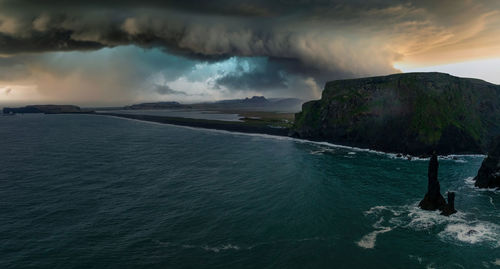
[292, 72, 500, 155]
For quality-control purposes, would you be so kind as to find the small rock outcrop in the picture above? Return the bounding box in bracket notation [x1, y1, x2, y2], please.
[441, 192, 457, 216]
[474, 137, 500, 189]
[418, 153, 447, 210]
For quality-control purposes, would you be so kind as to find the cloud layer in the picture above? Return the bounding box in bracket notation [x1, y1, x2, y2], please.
[0, 0, 499, 105]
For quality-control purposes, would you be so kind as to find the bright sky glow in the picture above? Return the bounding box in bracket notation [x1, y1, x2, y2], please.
[395, 58, 500, 85]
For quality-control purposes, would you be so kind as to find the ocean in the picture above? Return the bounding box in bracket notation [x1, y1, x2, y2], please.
[1, 114, 499, 268]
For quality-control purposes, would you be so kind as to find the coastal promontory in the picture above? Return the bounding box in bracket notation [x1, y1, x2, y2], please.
[292, 72, 500, 155]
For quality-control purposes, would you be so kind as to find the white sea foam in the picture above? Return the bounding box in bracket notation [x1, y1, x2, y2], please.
[356, 227, 392, 249]
[309, 147, 336, 155]
[426, 263, 436, 269]
[179, 243, 244, 252]
[490, 197, 496, 208]
[309, 150, 324, 155]
[447, 153, 486, 158]
[438, 222, 500, 245]
[201, 244, 241, 252]
[389, 154, 477, 162]
[464, 177, 500, 193]
[493, 259, 500, 266]
[364, 205, 390, 215]
[357, 216, 394, 249]
[464, 176, 475, 186]
[360, 203, 500, 249]
[159, 237, 327, 253]
[408, 255, 423, 264]
[154, 240, 246, 252]
[404, 206, 464, 231]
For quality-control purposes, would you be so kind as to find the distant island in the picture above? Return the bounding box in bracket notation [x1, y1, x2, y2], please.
[291, 72, 500, 155]
[2, 105, 93, 114]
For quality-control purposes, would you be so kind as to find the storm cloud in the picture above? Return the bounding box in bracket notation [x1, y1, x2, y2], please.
[0, 0, 499, 105]
[154, 84, 188, 96]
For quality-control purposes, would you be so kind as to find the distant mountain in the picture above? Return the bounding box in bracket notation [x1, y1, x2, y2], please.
[123, 96, 305, 113]
[216, 96, 269, 104]
[124, 101, 189, 110]
[292, 72, 500, 155]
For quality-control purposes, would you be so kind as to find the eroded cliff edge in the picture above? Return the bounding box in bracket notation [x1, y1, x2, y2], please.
[291, 72, 500, 155]
[474, 136, 500, 189]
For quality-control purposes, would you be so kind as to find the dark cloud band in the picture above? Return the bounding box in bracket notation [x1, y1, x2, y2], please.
[0, 0, 498, 103]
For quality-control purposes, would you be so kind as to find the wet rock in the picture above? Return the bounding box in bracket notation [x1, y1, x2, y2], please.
[466, 230, 478, 236]
[441, 192, 457, 216]
[419, 153, 447, 211]
[474, 137, 500, 189]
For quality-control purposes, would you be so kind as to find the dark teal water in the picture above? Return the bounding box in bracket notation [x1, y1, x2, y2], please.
[1, 114, 499, 268]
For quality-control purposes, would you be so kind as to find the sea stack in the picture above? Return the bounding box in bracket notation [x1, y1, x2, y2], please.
[441, 192, 457, 216]
[474, 137, 500, 189]
[418, 153, 447, 210]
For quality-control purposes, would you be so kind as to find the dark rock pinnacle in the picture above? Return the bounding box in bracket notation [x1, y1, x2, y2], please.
[418, 152, 456, 216]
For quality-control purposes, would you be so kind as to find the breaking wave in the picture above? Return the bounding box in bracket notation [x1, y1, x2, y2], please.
[438, 222, 500, 246]
[358, 203, 500, 249]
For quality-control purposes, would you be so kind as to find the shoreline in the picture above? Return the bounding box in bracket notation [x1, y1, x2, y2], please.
[91, 112, 485, 159]
[93, 112, 290, 137]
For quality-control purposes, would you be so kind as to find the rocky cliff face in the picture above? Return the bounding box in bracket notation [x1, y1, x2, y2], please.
[474, 137, 500, 189]
[292, 72, 500, 155]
